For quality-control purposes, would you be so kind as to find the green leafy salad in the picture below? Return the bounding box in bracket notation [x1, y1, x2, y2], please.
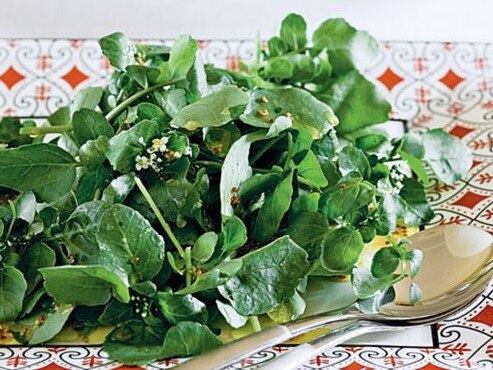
[0, 14, 471, 364]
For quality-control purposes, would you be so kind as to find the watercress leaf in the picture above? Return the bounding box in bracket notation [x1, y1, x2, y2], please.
[422, 128, 472, 184]
[40, 265, 130, 305]
[293, 150, 328, 187]
[136, 102, 165, 122]
[102, 173, 135, 204]
[240, 88, 338, 139]
[319, 177, 360, 219]
[252, 170, 294, 243]
[268, 36, 288, 57]
[220, 131, 266, 216]
[74, 165, 113, 204]
[338, 146, 371, 179]
[154, 89, 187, 119]
[223, 236, 309, 315]
[396, 178, 434, 226]
[359, 225, 376, 243]
[98, 32, 136, 71]
[71, 87, 104, 112]
[162, 321, 222, 358]
[373, 193, 397, 235]
[192, 232, 218, 263]
[352, 267, 401, 299]
[0, 143, 77, 202]
[267, 115, 292, 137]
[0, 266, 27, 322]
[64, 201, 111, 265]
[157, 291, 208, 324]
[170, 85, 248, 130]
[15, 191, 36, 223]
[0, 117, 32, 146]
[321, 227, 363, 272]
[238, 173, 282, 202]
[18, 242, 56, 295]
[280, 13, 307, 51]
[169, 35, 198, 80]
[312, 18, 379, 74]
[355, 133, 388, 152]
[371, 247, 401, 278]
[176, 260, 242, 295]
[216, 300, 247, 329]
[204, 124, 241, 158]
[72, 109, 114, 146]
[288, 193, 320, 222]
[106, 119, 159, 173]
[267, 290, 306, 323]
[399, 150, 430, 185]
[407, 249, 423, 278]
[96, 204, 165, 282]
[99, 299, 138, 325]
[220, 216, 247, 252]
[286, 211, 328, 249]
[400, 132, 425, 158]
[319, 71, 390, 134]
[103, 320, 164, 365]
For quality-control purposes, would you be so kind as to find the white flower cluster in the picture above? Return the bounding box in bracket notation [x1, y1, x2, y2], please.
[135, 134, 192, 173]
[130, 294, 150, 318]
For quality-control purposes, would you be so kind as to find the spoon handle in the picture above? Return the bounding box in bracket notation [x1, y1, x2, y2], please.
[257, 320, 396, 370]
[175, 310, 358, 370]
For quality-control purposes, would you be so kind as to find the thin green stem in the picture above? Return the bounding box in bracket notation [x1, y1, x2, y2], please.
[19, 125, 72, 136]
[105, 80, 177, 122]
[194, 160, 223, 169]
[251, 135, 284, 165]
[283, 132, 293, 170]
[185, 247, 193, 287]
[134, 177, 185, 257]
[4, 200, 16, 241]
[249, 316, 262, 332]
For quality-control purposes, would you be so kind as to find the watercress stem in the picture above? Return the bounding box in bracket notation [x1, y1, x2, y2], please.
[134, 177, 186, 258]
[194, 160, 223, 169]
[185, 247, 193, 287]
[283, 132, 293, 170]
[105, 80, 178, 122]
[249, 316, 262, 332]
[19, 125, 72, 136]
[4, 200, 16, 242]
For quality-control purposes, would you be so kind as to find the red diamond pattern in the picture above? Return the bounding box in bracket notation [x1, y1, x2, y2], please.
[377, 67, 404, 91]
[0, 66, 25, 89]
[469, 304, 493, 327]
[37, 363, 68, 370]
[451, 191, 488, 209]
[449, 124, 475, 138]
[418, 364, 449, 370]
[61, 66, 89, 89]
[439, 69, 464, 90]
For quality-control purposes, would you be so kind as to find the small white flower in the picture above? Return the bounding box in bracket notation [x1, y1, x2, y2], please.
[151, 138, 168, 152]
[135, 155, 152, 171]
[138, 136, 146, 146]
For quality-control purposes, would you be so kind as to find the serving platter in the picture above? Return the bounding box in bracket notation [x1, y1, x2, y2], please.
[0, 38, 491, 369]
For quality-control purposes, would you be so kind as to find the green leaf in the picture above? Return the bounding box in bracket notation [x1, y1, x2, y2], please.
[422, 128, 472, 184]
[220, 131, 266, 216]
[286, 211, 327, 248]
[313, 18, 379, 74]
[71, 87, 104, 112]
[40, 265, 130, 305]
[293, 150, 328, 187]
[0, 143, 77, 202]
[102, 173, 136, 204]
[75, 165, 113, 204]
[371, 247, 401, 278]
[15, 191, 36, 223]
[396, 178, 434, 226]
[338, 146, 371, 179]
[280, 13, 307, 51]
[215, 300, 247, 329]
[96, 204, 165, 282]
[162, 321, 222, 358]
[170, 85, 248, 130]
[0, 266, 27, 322]
[103, 320, 164, 365]
[157, 291, 208, 325]
[321, 227, 363, 272]
[99, 299, 138, 325]
[98, 32, 136, 70]
[373, 193, 397, 235]
[319, 71, 390, 134]
[220, 216, 247, 252]
[240, 88, 338, 139]
[72, 109, 114, 146]
[204, 124, 241, 158]
[352, 267, 401, 299]
[238, 173, 282, 202]
[319, 177, 361, 219]
[18, 243, 56, 295]
[154, 89, 187, 118]
[399, 150, 430, 185]
[106, 119, 159, 173]
[288, 193, 320, 222]
[64, 201, 111, 265]
[0, 117, 33, 146]
[223, 236, 309, 315]
[252, 170, 293, 243]
[192, 232, 218, 263]
[267, 291, 306, 323]
[169, 35, 198, 80]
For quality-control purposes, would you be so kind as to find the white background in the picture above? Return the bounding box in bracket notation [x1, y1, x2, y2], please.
[1, 0, 492, 42]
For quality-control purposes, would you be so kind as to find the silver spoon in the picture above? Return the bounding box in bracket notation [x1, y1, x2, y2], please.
[176, 224, 493, 370]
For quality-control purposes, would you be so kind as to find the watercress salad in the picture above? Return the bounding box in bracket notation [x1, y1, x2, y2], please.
[0, 14, 470, 365]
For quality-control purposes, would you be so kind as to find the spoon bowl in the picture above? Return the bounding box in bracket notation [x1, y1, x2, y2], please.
[176, 225, 493, 370]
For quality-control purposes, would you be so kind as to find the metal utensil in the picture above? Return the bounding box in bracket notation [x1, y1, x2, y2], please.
[176, 224, 493, 370]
